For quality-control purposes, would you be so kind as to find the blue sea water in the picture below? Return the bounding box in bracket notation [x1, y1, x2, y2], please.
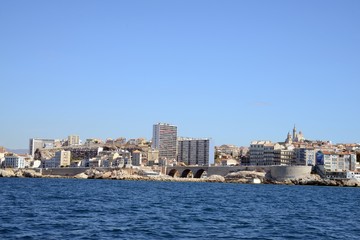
[0, 178, 360, 239]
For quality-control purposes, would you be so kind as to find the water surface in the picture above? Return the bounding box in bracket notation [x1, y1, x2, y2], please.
[0, 178, 359, 239]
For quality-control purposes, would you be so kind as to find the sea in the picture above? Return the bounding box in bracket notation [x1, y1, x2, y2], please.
[0, 178, 359, 240]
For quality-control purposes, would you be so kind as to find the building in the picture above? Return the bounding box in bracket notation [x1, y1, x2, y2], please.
[55, 150, 71, 167]
[221, 159, 239, 166]
[0, 146, 6, 154]
[152, 123, 177, 161]
[4, 155, 25, 168]
[68, 135, 80, 146]
[65, 147, 103, 161]
[285, 125, 305, 144]
[29, 138, 56, 156]
[43, 150, 71, 168]
[316, 151, 357, 172]
[147, 149, 159, 166]
[294, 148, 315, 166]
[250, 141, 277, 166]
[177, 138, 210, 166]
[274, 149, 295, 165]
[132, 150, 142, 166]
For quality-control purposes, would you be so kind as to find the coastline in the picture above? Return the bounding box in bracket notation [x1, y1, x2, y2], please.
[1, 168, 359, 187]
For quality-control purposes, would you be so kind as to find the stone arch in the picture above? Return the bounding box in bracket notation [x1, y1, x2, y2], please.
[194, 169, 206, 178]
[168, 169, 179, 177]
[181, 169, 193, 178]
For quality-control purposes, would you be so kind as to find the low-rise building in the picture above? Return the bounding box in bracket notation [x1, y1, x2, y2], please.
[221, 159, 239, 166]
[132, 150, 142, 166]
[147, 149, 159, 166]
[4, 155, 25, 168]
[43, 150, 71, 168]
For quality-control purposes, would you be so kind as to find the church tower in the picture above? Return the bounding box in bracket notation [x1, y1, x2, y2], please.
[285, 132, 293, 144]
[293, 125, 297, 142]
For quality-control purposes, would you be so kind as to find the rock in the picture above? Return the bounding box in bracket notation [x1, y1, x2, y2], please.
[102, 171, 112, 179]
[14, 170, 24, 178]
[74, 173, 88, 179]
[343, 179, 359, 187]
[207, 175, 225, 182]
[85, 168, 104, 179]
[22, 170, 42, 178]
[0, 169, 15, 177]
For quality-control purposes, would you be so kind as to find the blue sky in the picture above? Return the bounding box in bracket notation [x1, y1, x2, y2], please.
[1, 0, 359, 149]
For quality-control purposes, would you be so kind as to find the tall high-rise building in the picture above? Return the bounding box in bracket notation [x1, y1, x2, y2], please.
[177, 138, 210, 166]
[152, 123, 177, 160]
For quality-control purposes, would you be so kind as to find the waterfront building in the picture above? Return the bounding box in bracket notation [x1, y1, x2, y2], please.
[294, 148, 316, 166]
[249, 141, 283, 166]
[177, 138, 210, 166]
[4, 155, 25, 168]
[29, 138, 56, 156]
[274, 148, 295, 165]
[316, 151, 357, 172]
[152, 123, 177, 161]
[250, 141, 270, 165]
[68, 135, 80, 146]
[132, 150, 142, 166]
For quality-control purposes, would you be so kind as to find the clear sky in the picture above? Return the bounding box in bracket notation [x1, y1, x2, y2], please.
[1, 0, 359, 149]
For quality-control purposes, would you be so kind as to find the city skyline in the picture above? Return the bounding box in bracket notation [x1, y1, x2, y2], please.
[1, 1, 360, 149]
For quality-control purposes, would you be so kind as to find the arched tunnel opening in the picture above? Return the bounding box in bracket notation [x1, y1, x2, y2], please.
[168, 169, 179, 177]
[194, 169, 207, 178]
[181, 169, 193, 178]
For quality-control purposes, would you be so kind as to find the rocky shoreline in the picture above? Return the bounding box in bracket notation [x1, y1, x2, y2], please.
[0, 168, 359, 187]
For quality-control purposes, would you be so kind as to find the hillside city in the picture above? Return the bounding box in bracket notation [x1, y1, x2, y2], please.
[1, 123, 360, 181]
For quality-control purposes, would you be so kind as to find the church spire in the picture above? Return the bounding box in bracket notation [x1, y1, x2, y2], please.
[293, 124, 297, 142]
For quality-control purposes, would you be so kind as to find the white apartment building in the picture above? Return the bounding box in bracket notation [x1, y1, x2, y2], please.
[4, 155, 25, 168]
[317, 151, 357, 172]
[294, 148, 316, 166]
[250, 141, 283, 166]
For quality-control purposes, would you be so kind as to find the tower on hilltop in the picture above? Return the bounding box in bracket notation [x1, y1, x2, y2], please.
[286, 125, 305, 143]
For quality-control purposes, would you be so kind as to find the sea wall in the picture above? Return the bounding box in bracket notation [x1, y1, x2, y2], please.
[270, 166, 312, 181]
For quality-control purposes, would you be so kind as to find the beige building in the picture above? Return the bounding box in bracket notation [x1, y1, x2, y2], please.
[54, 150, 71, 167]
[147, 149, 159, 165]
[68, 135, 80, 146]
